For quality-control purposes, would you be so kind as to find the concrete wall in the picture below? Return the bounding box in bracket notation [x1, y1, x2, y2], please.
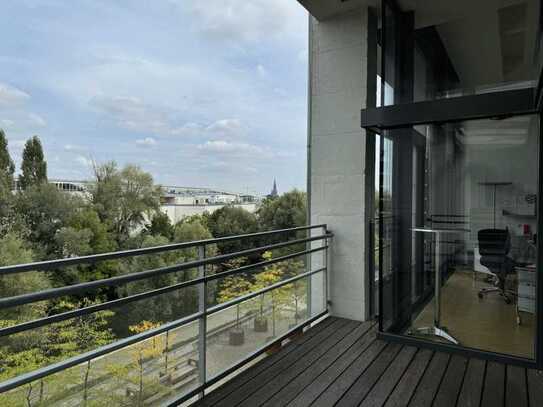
[308, 9, 370, 321]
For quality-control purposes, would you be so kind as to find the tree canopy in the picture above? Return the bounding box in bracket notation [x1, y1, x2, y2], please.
[19, 135, 47, 189]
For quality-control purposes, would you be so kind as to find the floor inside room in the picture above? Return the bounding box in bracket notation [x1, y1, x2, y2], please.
[410, 270, 535, 359]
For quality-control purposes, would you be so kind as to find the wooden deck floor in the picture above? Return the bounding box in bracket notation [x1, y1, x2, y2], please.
[196, 316, 543, 407]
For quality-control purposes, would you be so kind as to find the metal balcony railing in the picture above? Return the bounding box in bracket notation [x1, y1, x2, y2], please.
[0, 225, 332, 406]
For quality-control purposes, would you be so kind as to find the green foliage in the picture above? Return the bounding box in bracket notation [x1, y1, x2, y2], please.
[173, 216, 216, 259]
[206, 206, 258, 254]
[257, 189, 307, 231]
[0, 233, 49, 322]
[0, 129, 15, 234]
[0, 130, 310, 403]
[146, 211, 173, 240]
[14, 183, 81, 258]
[91, 162, 161, 245]
[0, 299, 114, 384]
[0, 129, 15, 192]
[19, 135, 47, 189]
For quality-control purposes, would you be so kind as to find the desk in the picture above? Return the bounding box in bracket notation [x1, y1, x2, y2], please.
[409, 228, 470, 345]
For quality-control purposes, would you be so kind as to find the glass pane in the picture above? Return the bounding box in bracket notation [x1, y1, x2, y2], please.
[380, 114, 538, 359]
[382, 0, 540, 104]
[0, 321, 201, 406]
[206, 270, 321, 380]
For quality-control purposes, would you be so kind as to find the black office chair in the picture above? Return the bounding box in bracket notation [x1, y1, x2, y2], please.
[477, 228, 516, 304]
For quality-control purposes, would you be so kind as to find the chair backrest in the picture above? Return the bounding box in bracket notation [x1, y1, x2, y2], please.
[478, 229, 510, 257]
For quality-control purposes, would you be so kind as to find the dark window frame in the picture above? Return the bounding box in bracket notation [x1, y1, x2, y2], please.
[363, 0, 543, 369]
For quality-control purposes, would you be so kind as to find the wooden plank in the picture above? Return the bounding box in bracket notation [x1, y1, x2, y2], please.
[310, 340, 388, 407]
[359, 346, 417, 407]
[527, 369, 543, 407]
[383, 349, 433, 407]
[215, 319, 360, 407]
[481, 362, 505, 407]
[432, 355, 468, 407]
[456, 358, 485, 407]
[335, 343, 403, 407]
[287, 330, 380, 407]
[235, 321, 366, 407]
[198, 316, 340, 406]
[505, 365, 527, 407]
[408, 351, 450, 407]
[260, 321, 376, 407]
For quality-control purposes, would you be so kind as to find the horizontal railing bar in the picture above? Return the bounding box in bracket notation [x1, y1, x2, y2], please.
[0, 246, 327, 338]
[207, 267, 326, 315]
[0, 311, 204, 393]
[0, 224, 327, 276]
[166, 310, 329, 407]
[0, 234, 331, 309]
[0, 267, 328, 394]
[205, 246, 325, 283]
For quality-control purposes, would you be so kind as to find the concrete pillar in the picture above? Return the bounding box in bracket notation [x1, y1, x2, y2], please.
[308, 9, 370, 321]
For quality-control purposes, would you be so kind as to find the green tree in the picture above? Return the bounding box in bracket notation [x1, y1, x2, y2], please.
[0, 129, 15, 233]
[217, 273, 253, 330]
[173, 216, 216, 259]
[0, 233, 49, 323]
[257, 190, 307, 232]
[0, 129, 15, 191]
[256, 190, 308, 255]
[206, 206, 258, 255]
[19, 135, 47, 189]
[14, 183, 81, 258]
[146, 212, 173, 240]
[91, 162, 161, 245]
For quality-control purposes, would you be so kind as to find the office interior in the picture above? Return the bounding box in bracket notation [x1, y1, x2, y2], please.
[377, 0, 540, 359]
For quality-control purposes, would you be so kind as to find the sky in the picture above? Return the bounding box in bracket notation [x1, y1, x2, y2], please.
[0, 0, 309, 196]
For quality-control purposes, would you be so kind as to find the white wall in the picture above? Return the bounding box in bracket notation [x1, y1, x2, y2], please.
[161, 203, 257, 225]
[308, 9, 369, 321]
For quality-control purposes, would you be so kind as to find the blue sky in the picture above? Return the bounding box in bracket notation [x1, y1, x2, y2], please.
[0, 1, 308, 195]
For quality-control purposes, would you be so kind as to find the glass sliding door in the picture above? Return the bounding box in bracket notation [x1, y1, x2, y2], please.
[379, 114, 539, 359]
[370, 0, 542, 363]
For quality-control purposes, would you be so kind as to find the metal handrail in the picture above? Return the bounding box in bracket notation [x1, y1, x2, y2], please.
[0, 246, 327, 338]
[0, 224, 326, 275]
[0, 233, 329, 309]
[0, 225, 332, 402]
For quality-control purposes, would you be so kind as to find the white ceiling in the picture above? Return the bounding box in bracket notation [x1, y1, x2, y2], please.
[402, 0, 539, 88]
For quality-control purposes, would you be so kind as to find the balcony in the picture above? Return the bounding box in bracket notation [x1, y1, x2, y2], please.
[2, 224, 543, 406]
[197, 316, 543, 407]
[0, 225, 331, 406]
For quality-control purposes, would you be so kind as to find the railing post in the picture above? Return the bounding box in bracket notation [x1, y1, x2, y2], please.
[325, 227, 332, 311]
[198, 244, 207, 399]
[306, 228, 312, 319]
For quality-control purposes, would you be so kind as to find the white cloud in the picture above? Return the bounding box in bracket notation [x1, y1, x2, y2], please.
[0, 119, 15, 129]
[64, 144, 84, 152]
[169, 122, 204, 137]
[27, 113, 47, 127]
[184, 0, 306, 43]
[197, 140, 274, 158]
[135, 137, 157, 147]
[256, 64, 268, 78]
[0, 83, 30, 107]
[205, 119, 243, 137]
[91, 94, 247, 140]
[75, 155, 93, 168]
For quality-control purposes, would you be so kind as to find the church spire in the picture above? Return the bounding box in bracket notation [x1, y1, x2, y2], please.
[269, 178, 278, 198]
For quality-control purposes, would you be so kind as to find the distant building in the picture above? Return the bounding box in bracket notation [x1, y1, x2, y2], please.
[267, 179, 278, 199]
[158, 185, 260, 224]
